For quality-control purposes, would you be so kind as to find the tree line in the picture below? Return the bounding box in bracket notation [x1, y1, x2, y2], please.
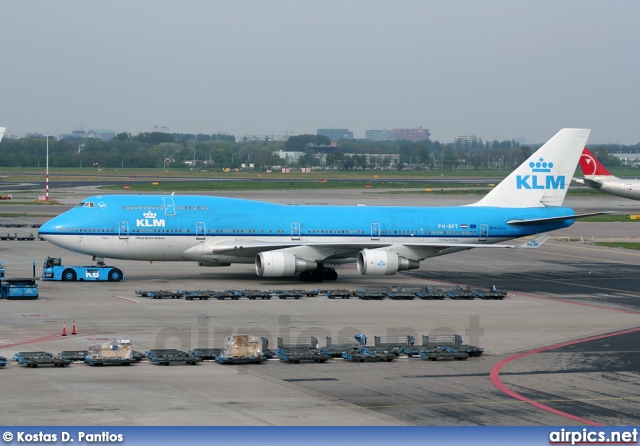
[0, 131, 634, 171]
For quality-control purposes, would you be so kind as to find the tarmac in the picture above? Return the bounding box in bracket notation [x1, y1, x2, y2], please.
[0, 188, 639, 426]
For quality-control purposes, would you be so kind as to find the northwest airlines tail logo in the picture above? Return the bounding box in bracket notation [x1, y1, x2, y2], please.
[137, 211, 165, 227]
[516, 157, 565, 190]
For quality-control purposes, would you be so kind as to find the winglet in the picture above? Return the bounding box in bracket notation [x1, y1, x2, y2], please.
[0, 127, 5, 144]
[516, 234, 550, 249]
[580, 147, 612, 176]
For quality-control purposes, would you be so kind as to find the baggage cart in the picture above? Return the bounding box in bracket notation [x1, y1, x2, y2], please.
[135, 290, 182, 299]
[414, 286, 447, 300]
[190, 348, 222, 360]
[326, 289, 352, 299]
[215, 334, 266, 364]
[212, 290, 241, 300]
[421, 334, 484, 357]
[275, 348, 331, 363]
[145, 349, 202, 365]
[319, 335, 367, 357]
[445, 286, 475, 300]
[57, 350, 89, 362]
[14, 351, 71, 367]
[355, 286, 387, 300]
[419, 346, 470, 361]
[386, 285, 420, 300]
[178, 290, 211, 300]
[85, 339, 137, 366]
[241, 290, 272, 300]
[341, 346, 395, 362]
[271, 289, 303, 299]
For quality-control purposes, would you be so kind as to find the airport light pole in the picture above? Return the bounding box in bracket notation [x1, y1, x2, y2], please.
[45, 134, 49, 202]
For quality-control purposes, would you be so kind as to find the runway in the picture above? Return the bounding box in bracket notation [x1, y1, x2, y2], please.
[0, 190, 638, 426]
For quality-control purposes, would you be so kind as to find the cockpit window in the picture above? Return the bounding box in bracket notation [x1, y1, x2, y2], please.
[76, 202, 95, 208]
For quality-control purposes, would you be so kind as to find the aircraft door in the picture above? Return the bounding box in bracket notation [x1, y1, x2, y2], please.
[291, 222, 301, 241]
[119, 221, 129, 239]
[163, 197, 176, 216]
[196, 222, 206, 240]
[479, 224, 488, 241]
[371, 223, 380, 240]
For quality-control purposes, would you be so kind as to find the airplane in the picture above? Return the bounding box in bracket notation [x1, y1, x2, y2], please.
[38, 128, 603, 282]
[0, 127, 6, 143]
[573, 147, 640, 200]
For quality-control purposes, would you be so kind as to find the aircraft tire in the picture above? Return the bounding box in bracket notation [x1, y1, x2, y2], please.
[299, 268, 326, 283]
[62, 269, 76, 281]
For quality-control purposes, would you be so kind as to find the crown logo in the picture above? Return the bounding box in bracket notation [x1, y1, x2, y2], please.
[143, 211, 157, 219]
[529, 157, 553, 173]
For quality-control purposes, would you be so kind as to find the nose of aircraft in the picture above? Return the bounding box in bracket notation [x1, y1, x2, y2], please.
[38, 217, 58, 240]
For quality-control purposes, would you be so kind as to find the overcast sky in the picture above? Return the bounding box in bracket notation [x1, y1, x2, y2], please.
[1, 1, 638, 144]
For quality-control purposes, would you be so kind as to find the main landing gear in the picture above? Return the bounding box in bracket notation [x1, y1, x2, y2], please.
[299, 266, 338, 282]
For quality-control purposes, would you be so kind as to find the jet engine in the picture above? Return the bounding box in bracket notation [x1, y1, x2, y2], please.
[256, 252, 317, 277]
[356, 249, 420, 275]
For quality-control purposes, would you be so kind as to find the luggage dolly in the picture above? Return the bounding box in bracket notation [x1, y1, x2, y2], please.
[145, 349, 202, 365]
[341, 346, 395, 362]
[326, 289, 353, 299]
[14, 351, 71, 368]
[57, 350, 89, 362]
[190, 348, 222, 360]
[215, 355, 266, 365]
[135, 290, 182, 299]
[178, 290, 211, 300]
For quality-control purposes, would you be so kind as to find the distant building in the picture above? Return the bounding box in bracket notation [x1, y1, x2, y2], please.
[365, 129, 395, 142]
[365, 128, 430, 142]
[273, 150, 305, 164]
[90, 129, 116, 141]
[307, 143, 339, 154]
[317, 128, 353, 141]
[393, 127, 430, 142]
[24, 132, 46, 139]
[455, 134, 483, 149]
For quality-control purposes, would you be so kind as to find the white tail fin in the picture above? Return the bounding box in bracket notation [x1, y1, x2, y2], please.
[470, 128, 590, 208]
[0, 127, 5, 143]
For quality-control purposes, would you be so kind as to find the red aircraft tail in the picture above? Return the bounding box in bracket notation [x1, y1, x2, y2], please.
[580, 147, 611, 176]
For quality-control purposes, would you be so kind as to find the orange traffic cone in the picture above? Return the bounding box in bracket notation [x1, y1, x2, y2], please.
[61, 321, 67, 336]
[71, 320, 77, 335]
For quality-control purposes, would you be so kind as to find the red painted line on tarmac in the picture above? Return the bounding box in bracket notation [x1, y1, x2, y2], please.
[0, 333, 67, 350]
[490, 326, 640, 426]
[0, 330, 97, 350]
[113, 295, 139, 303]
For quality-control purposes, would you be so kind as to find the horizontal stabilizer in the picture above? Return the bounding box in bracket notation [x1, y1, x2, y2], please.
[573, 177, 603, 189]
[507, 211, 614, 226]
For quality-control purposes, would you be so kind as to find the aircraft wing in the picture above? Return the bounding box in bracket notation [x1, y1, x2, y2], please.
[204, 234, 550, 260]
